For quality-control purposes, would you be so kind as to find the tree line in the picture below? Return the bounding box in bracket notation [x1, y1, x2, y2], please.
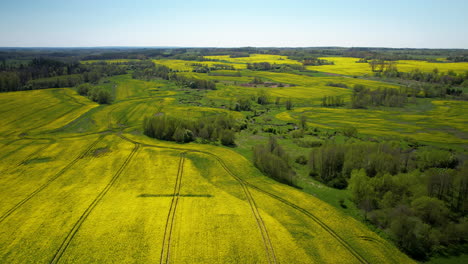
[253, 136, 295, 186]
[302, 57, 334, 66]
[246, 62, 304, 71]
[309, 141, 458, 189]
[0, 58, 127, 92]
[76, 83, 112, 104]
[143, 113, 238, 146]
[348, 164, 467, 260]
[351, 84, 407, 108]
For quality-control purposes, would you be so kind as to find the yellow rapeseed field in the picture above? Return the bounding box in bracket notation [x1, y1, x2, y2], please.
[307, 57, 468, 76]
[0, 55, 424, 263]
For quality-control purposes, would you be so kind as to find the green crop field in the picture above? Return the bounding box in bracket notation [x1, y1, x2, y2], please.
[1, 48, 467, 264]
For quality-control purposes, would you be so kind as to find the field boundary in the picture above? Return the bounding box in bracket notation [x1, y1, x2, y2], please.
[0, 136, 104, 224]
[50, 143, 140, 264]
[160, 152, 186, 264]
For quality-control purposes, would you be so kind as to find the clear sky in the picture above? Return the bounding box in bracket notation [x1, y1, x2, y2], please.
[1, 0, 467, 48]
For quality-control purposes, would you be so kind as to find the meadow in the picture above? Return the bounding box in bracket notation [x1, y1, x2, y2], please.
[1, 49, 467, 263]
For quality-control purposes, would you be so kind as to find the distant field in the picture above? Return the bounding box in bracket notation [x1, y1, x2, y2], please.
[204, 54, 302, 65]
[307, 57, 468, 76]
[276, 100, 468, 145]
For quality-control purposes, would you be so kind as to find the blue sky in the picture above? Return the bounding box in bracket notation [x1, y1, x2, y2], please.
[1, 0, 467, 48]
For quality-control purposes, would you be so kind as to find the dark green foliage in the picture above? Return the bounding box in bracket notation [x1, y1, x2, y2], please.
[351, 84, 407, 108]
[302, 57, 334, 66]
[348, 164, 468, 260]
[341, 125, 358, 138]
[143, 114, 237, 144]
[285, 98, 293, 110]
[76, 83, 91, 95]
[246, 62, 304, 71]
[77, 83, 112, 104]
[309, 141, 457, 189]
[191, 63, 235, 72]
[0, 58, 127, 92]
[234, 98, 252, 111]
[416, 147, 458, 170]
[256, 90, 269, 105]
[170, 74, 216, 90]
[132, 62, 171, 80]
[220, 129, 236, 146]
[321, 95, 345, 107]
[381, 65, 468, 89]
[309, 144, 347, 188]
[253, 137, 295, 185]
[295, 155, 308, 165]
[326, 82, 348, 88]
[229, 52, 250, 58]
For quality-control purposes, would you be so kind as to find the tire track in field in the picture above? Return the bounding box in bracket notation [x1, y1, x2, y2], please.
[1, 103, 61, 127]
[0, 139, 32, 161]
[49, 143, 140, 264]
[0, 99, 57, 116]
[208, 153, 277, 264]
[118, 134, 371, 264]
[0, 136, 104, 224]
[4, 90, 89, 137]
[0, 139, 54, 174]
[118, 135, 277, 264]
[244, 184, 369, 264]
[160, 152, 186, 264]
[3, 105, 83, 137]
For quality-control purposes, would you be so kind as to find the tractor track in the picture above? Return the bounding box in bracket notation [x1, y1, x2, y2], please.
[119, 135, 277, 264]
[0, 136, 104, 224]
[160, 152, 186, 264]
[118, 134, 370, 264]
[244, 183, 369, 264]
[50, 143, 140, 264]
[0, 139, 54, 174]
[1, 103, 62, 128]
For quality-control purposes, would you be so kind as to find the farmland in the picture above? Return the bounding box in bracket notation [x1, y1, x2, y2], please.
[0, 47, 467, 263]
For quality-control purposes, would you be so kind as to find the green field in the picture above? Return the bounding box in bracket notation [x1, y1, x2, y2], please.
[1, 51, 467, 263]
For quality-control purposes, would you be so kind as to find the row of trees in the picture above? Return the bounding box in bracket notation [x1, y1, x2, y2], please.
[0, 58, 127, 92]
[76, 83, 112, 104]
[351, 84, 407, 108]
[321, 96, 345, 107]
[246, 62, 304, 71]
[302, 57, 334, 66]
[190, 63, 235, 73]
[143, 113, 238, 145]
[309, 142, 458, 189]
[380, 66, 468, 88]
[253, 137, 295, 185]
[231, 92, 294, 111]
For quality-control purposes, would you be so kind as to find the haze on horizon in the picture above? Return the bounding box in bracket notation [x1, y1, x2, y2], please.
[1, 0, 467, 49]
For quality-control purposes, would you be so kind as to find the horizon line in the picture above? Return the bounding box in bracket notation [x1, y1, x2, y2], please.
[0, 46, 467, 50]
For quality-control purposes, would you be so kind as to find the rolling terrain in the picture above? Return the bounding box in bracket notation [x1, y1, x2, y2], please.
[1, 53, 467, 263]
